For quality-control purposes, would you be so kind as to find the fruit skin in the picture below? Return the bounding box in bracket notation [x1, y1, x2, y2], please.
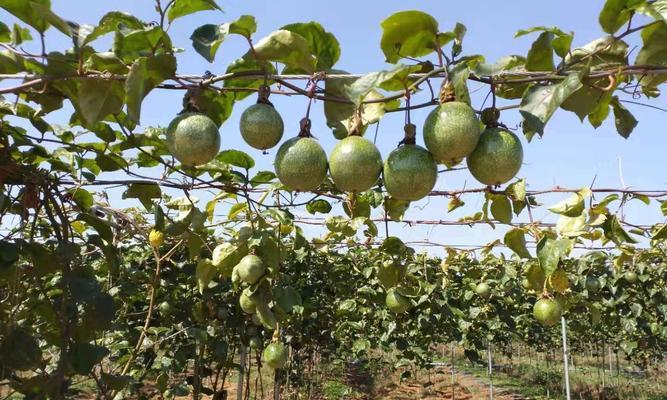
[423, 102, 481, 165]
[475, 282, 491, 299]
[386, 288, 411, 314]
[274, 137, 328, 192]
[466, 127, 523, 186]
[166, 112, 220, 166]
[159, 301, 172, 315]
[149, 229, 164, 248]
[263, 342, 288, 369]
[239, 290, 258, 314]
[585, 276, 601, 293]
[624, 271, 638, 283]
[236, 255, 266, 285]
[533, 298, 562, 327]
[329, 136, 382, 192]
[383, 144, 438, 201]
[240, 103, 284, 150]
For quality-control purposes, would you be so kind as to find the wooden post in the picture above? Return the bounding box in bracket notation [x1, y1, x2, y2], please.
[561, 317, 571, 400]
[237, 346, 246, 400]
[451, 342, 456, 400]
[487, 343, 493, 400]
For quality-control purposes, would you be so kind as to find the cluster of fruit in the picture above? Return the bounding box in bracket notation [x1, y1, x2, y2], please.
[232, 254, 288, 369]
[165, 94, 524, 198]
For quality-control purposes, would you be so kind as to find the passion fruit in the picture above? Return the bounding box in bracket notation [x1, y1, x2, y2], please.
[377, 260, 402, 289]
[585, 276, 601, 293]
[263, 342, 288, 369]
[475, 282, 491, 299]
[624, 271, 638, 283]
[466, 127, 523, 186]
[239, 290, 258, 314]
[166, 112, 220, 166]
[533, 298, 562, 327]
[274, 137, 328, 191]
[240, 103, 284, 150]
[383, 144, 437, 201]
[423, 102, 481, 165]
[236, 255, 265, 285]
[149, 229, 164, 248]
[329, 136, 382, 192]
[386, 288, 411, 314]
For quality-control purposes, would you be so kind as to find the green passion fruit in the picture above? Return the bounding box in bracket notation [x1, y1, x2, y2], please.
[329, 136, 382, 192]
[240, 103, 284, 150]
[533, 298, 562, 327]
[386, 288, 411, 314]
[383, 144, 438, 201]
[624, 271, 638, 283]
[423, 101, 481, 165]
[236, 255, 265, 285]
[239, 290, 258, 314]
[585, 276, 601, 293]
[466, 127, 523, 186]
[263, 342, 288, 369]
[475, 282, 491, 299]
[166, 112, 220, 166]
[274, 137, 328, 191]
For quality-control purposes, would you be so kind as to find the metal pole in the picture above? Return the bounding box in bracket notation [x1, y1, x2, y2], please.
[561, 317, 571, 400]
[237, 346, 246, 400]
[487, 342, 493, 400]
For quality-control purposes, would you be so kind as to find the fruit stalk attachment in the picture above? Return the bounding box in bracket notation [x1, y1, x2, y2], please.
[399, 123, 417, 146]
[257, 84, 274, 107]
[439, 80, 456, 104]
[298, 117, 313, 138]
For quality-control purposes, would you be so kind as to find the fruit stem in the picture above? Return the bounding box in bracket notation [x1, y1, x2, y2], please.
[298, 118, 312, 138]
[399, 123, 417, 146]
[257, 84, 274, 106]
[439, 81, 456, 104]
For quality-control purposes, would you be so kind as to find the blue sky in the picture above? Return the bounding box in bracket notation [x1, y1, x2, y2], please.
[3, 1, 666, 255]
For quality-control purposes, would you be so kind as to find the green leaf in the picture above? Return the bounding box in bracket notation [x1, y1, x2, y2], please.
[452, 22, 466, 56]
[216, 150, 254, 170]
[520, 71, 584, 135]
[525, 31, 555, 71]
[196, 258, 216, 294]
[489, 195, 512, 224]
[69, 342, 109, 375]
[650, 0, 667, 22]
[125, 54, 177, 123]
[248, 29, 316, 73]
[449, 62, 471, 105]
[281, 21, 340, 70]
[588, 90, 613, 128]
[447, 197, 465, 213]
[504, 228, 531, 258]
[0, 0, 70, 34]
[77, 79, 124, 125]
[84, 12, 145, 45]
[306, 199, 332, 214]
[610, 96, 637, 138]
[343, 64, 418, 106]
[167, 0, 221, 22]
[384, 197, 410, 222]
[565, 36, 629, 71]
[380, 10, 439, 63]
[112, 25, 172, 63]
[223, 57, 277, 101]
[122, 183, 161, 210]
[212, 242, 247, 277]
[635, 22, 667, 92]
[599, 0, 642, 34]
[537, 237, 572, 276]
[190, 24, 225, 63]
[0, 22, 9, 42]
[190, 16, 256, 63]
[324, 69, 392, 138]
[556, 214, 587, 237]
[77, 213, 113, 243]
[548, 190, 588, 217]
[68, 188, 94, 211]
[602, 214, 638, 245]
[652, 224, 667, 241]
[228, 203, 248, 220]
